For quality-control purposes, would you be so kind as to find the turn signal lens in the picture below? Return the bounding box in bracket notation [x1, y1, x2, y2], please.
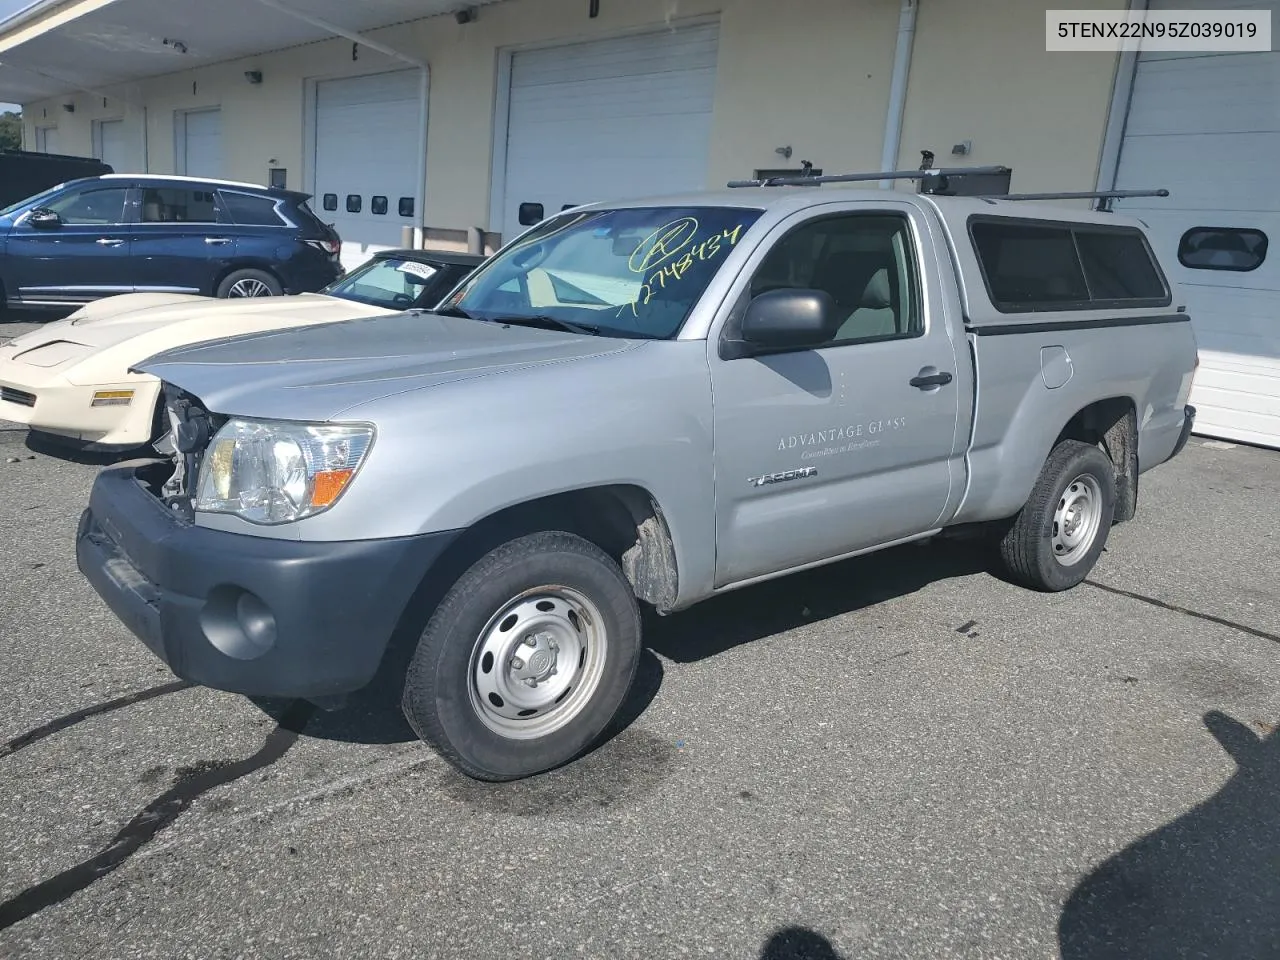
[91, 390, 134, 407]
[310, 469, 354, 508]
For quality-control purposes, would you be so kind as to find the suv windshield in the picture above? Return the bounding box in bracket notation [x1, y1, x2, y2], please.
[442, 206, 764, 339]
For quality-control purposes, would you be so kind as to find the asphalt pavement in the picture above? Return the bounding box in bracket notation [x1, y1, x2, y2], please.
[2, 313, 1278, 959]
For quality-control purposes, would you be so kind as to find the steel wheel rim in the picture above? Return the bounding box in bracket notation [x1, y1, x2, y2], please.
[229, 278, 272, 297]
[467, 585, 609, 739]
[1052, 473, 1104, 566]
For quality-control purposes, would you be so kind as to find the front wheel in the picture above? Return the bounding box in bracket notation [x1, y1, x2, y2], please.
[998, 439, 1116, 592]
[217, 268, 283, 299]
[401, 531, 642, 781]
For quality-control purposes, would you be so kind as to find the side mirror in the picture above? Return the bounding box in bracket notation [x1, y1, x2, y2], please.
[28, 208, 62, 229]
[518, 202, 544, 226]
[727, 288, 839, 357]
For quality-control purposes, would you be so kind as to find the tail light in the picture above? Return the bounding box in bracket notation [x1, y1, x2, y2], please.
[304, 238, 341, 256]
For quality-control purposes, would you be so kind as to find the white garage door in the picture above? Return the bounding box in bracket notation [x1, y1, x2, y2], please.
[94, 119, 129, 171]
[313, 70, 423, 271]
[35, 125, 59, 154]
[181, 108, 223, 179]
[497, 22, 720, 241]
[1112, 0, 1280, 448]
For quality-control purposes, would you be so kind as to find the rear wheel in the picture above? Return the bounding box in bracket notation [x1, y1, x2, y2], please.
[217, 269, 282, 299]
[998, 439, 1116, 591]
[401, 531, 642, 781]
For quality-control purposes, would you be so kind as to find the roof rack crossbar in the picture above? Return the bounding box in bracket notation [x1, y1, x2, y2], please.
[726, 165, 1012, 189]
[978, 189, 1169, 202]
[976, 188, 1169, 212]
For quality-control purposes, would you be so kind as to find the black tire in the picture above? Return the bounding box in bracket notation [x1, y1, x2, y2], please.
[216, 268, 283, 299]
[401, 531, 642, 781]
[999, 439, 1116, 592]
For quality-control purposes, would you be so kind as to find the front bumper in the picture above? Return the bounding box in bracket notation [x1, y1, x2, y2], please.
[76, 461, 459, 699]
[0, 365, 162, 450]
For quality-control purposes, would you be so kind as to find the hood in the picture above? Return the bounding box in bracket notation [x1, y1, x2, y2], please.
[137, 311, 642, 421]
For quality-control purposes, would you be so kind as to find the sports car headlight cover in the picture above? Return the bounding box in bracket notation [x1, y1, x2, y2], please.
[193, 419, 374, 524]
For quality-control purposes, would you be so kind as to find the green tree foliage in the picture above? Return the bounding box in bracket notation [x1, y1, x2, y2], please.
[0, 111, 22, 151]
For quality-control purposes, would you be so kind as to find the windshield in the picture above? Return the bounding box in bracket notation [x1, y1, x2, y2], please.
[0, 182, 67, 218]
[324, 256, 440, 310]
[442, 205, 764, 339]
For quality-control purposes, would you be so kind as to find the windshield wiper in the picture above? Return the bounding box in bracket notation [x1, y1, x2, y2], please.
[490, 314, 601, 336]
[433, 305, 475, 319]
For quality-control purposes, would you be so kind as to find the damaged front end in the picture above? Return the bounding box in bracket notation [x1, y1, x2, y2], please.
[149, 384, 227, 521]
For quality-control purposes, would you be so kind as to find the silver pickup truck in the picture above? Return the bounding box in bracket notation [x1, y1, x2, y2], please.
[75, 181, 1199, 781]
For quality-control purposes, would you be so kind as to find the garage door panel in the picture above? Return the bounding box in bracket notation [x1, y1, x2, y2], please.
[510, 29, 718, 88]
[1126, 57, 1280, 136]
[1195, 361, 1280, 400]
[508, 116, 713, 160]
[314, 70, 422, 270]
[1114, 14, 1280, 446]
[1117, 133, 1280, 212]
[183, 109, 223, 179]
[500, 24, 719, 239]
[1194, 332, 1280, 363]
[510, 75, 718, 124]
[1187, 391, 1280, 427]
[1193, 410, 1280, 448]
[1131, 212, 1280, 297]
[97, 119, 129, 171]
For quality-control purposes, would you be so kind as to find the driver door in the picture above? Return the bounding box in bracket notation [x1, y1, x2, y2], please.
[5, 183, 134, 305]
[708, 201, 966, 587]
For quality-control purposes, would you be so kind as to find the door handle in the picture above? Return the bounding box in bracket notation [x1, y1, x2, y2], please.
[96, 238, 125, 247]
[910, 371, 954, 389]
[204, 237, 231, 246]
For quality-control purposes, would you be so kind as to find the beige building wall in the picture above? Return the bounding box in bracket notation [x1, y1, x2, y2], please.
[898, 0, 1125, 195]
[17, 0, 1128, 234]
[20, 0, 900, 236]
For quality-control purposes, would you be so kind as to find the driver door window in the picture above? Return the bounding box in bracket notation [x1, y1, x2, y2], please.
[44, 187, 129, 225]
[749, 213, 922, 346]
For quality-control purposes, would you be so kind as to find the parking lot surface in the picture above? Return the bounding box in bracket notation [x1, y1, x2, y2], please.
[2, 312, 1278, 959]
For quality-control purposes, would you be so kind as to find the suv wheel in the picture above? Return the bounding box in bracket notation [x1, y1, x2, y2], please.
[998, 439, 1116, 592]
[217, 269, 283, 298]
[401, 531, 642, 781]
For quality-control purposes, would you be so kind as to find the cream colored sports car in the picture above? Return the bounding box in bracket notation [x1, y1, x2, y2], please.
[0, 249, 483, 452]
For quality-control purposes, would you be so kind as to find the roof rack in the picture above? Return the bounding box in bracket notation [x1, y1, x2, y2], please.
[726, 165, 1013, 190]
[977, 189, 1170, 212]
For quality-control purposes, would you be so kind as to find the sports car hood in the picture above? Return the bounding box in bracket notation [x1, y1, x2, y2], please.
[1, 292, 386, 361]
[136, 311, 641, 421]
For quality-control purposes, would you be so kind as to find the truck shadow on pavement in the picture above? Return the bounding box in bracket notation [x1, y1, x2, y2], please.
[291, 538, 986, 749]
[287, 538, 988, 755]
[647, 538, 991, 664]
[1058, 710, 1280, 958]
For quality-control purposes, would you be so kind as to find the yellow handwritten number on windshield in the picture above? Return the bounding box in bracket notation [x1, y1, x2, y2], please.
[629, 218, 700, 274]
[618, 223, 749, 319]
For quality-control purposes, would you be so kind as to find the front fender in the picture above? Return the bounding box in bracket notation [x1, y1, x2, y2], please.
[289, 341, 721, 605]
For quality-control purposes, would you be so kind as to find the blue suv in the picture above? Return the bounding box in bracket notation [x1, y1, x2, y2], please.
[0, 174, 343, 309]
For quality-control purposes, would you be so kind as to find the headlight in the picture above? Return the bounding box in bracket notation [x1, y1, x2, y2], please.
[193, 419, 374, 525]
